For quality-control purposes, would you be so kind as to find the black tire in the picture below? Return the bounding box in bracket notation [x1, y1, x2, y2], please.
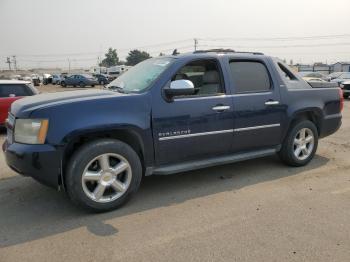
[278, 120, 318, 167]
[91, 85, 95, 87]
[66, 139, 142, 212]
[344, 94, 349, 99]
[79, 82, 86, 88]
[61, 81, 66, 87]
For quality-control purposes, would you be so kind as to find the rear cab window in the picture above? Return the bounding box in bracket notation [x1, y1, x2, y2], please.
[0, 84, 34, 97]
[275, 61, 309, 89]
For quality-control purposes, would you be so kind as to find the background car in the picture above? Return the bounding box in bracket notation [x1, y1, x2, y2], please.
[303, 77, 327, 82]
[340, 81, 350, 99]
[60, 74, 98, 88]
[52, 74, 62, 85]
[329, 72, 350, 86]
[94, 74, 110, 85]
[30, 74, 41, 86]
[0, 80, 38, 127]
[42, 74, 53, 85]
[298, 71, 327, 80]
[326, 72, 343, 81]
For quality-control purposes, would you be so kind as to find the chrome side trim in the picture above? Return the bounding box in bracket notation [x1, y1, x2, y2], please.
[234, 123, 280, 132]
[159, 129, 234, 141]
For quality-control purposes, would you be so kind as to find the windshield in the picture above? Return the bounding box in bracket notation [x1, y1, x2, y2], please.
[340, 73, 350, 79]
[107, 57, 174, 93]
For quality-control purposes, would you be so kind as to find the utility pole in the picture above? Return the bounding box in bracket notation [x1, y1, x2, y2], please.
[67, 58, 71, 73]
[194, 38, 198, 51]
[12, 55, 17, 71]
[6, 57, 12, 70]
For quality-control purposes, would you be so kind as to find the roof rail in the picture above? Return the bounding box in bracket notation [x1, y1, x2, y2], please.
[194, 49, 235, 54]
[193, 49, 264, 55]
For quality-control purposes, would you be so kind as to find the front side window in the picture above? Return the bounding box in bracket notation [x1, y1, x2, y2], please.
[171, 59, 224, 97]
[229, 61, 271, 93]
[107, 58, 174, 93]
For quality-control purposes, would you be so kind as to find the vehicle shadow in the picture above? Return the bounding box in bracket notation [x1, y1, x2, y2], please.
[0, 154, 329, 247]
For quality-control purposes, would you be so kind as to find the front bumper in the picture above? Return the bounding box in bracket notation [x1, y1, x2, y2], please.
[2, 140, 62, 189]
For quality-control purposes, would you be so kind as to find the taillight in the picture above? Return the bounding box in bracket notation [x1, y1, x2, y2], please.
[339, 88, 344, 112]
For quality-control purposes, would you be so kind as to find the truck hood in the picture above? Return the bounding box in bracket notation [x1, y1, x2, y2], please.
[11, 89, 119, 117]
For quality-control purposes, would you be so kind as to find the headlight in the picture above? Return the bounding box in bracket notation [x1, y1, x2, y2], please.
[14, 119, 49, 144]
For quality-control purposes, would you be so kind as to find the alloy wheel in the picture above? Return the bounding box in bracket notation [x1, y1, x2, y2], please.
[81, 153, 132, 203]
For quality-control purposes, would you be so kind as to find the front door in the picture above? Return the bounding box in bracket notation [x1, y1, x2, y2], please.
[152, 59, 234, 166]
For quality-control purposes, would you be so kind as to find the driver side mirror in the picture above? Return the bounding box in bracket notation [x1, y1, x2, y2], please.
[163, 80, 195, 100]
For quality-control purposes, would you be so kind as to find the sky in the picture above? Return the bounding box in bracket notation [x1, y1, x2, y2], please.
[0, 0, 350, 70]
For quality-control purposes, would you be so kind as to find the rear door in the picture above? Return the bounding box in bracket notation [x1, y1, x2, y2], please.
[227, 58, 283, 152]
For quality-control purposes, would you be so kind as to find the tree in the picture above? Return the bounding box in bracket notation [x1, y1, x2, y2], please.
[126, 49, 151, 66]
[100, 48, 119, 67]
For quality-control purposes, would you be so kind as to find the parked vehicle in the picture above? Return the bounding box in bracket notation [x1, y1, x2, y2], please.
[94, 74, 109, 85]
[52, 74, 62, 85]
[107, 65, 132, 81]
[2, 50, 343, 212]
[329, 72, 350, 86]
[298, 71, 327, 80]
[60, 74, 98, 88]
[327, 72, 343, 81]
[30, 74, 41, 86]
[0, 80, 38, 127]
[42, 74, 53, 85]
[340, 81, 350, 98]
[303, 77, 326, 82]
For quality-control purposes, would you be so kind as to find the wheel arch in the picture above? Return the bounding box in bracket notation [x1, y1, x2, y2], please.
[60, 127, 147, 189]
[283, 108, 323, 141]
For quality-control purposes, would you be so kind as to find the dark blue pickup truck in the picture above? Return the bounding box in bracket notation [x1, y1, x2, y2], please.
[2, 50, 343, 211]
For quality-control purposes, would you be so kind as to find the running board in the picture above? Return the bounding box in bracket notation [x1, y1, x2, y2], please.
[149, 147, 278, 176]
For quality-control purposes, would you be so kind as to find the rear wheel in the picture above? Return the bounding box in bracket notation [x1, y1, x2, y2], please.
[79, 82, 86, 88]
[66, 139, 142, 212]
[279, 120, 318, 166]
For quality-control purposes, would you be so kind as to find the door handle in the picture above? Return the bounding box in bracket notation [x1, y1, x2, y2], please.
[265, 100, 280, 106]
[212, 105, 230, 112]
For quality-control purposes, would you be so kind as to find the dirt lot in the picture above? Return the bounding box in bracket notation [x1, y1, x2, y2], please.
[0, 89, 349, 262]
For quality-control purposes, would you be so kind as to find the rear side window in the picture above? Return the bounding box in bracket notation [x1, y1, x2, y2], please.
[0, 84, 32, 97]
[229, 61, 271, 93]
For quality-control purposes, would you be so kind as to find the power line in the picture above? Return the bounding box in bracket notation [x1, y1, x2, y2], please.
[199, 42, 350, 49]
[199, 34, 350, 42]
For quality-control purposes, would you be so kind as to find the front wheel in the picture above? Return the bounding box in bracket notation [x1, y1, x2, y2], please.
[66, 139, 142, 212]
[278, 120, 318, 167]
[61, 81, 66, 87]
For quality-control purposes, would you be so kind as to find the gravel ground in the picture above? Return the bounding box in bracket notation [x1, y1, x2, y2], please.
[0, 89, 349, 262]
